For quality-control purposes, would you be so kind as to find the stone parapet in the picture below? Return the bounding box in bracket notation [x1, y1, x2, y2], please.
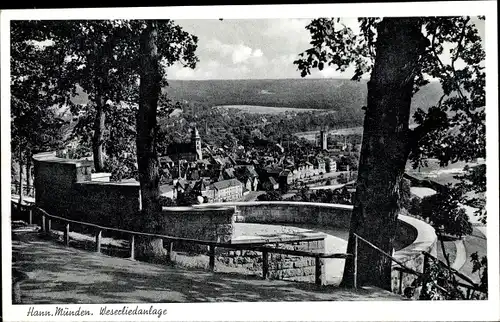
[198, 201, 437, 292]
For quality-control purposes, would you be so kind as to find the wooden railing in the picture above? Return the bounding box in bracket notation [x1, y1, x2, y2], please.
[13, 202, 351, 286]
[421, 251, 486, 298]
[14, 201, 485, 295]
[11, 183, 35, 198]
[353, 233, 487, 297]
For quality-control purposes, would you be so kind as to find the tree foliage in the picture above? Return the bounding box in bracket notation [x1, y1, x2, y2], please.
[454, 163, 487, 224]
[419, 190, 473, 238]
[11, 22, 76, 158]
[257, 191, 283, 201]
[17, 20, 198, 173]
[176, 191, 201, 206]
[295, 16, 485, 168]
[287, 186, 354, 204]
[11, 21, 79, 202]
[398, 178, 412, 210]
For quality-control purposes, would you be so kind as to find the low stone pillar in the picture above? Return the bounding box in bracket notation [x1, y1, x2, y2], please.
[90, 173, 112, 182]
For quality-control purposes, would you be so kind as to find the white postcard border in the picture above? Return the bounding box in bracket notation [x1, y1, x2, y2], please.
[1, 2, 498, 321]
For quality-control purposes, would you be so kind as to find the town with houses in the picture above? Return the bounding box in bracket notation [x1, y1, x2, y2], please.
[151, 127, 354, 203]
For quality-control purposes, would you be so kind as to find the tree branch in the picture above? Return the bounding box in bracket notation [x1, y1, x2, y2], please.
[449, 17, 470, 101]
[451, 17, 470, 71]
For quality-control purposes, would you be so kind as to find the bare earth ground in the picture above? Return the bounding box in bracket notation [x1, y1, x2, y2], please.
[12, 230, 403, 304]
[437, 239, 457, 266]
[460, 227, 487, 283]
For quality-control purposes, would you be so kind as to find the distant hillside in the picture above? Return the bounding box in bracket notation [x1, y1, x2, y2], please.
[72, 78, 443, 125]
[165, 78, 443, 115]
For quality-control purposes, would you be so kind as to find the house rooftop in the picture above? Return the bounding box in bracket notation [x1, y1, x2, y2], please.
[159, 156, 173, 163]
[160, 184, 174, 193]
[280, 169, 292, 176]
[245, 166, 259, 178]
[211, 178, 243, 190]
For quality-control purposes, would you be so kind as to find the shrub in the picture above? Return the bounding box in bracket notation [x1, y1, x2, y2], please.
[420, 190, 473, 238]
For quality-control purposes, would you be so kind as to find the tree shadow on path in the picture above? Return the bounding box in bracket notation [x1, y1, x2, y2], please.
[12, 231, 403, 304]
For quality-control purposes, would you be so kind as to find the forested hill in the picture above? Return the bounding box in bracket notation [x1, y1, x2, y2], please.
[70, 78, 444, 148]
[72, 78, 443, 128]
[164, 78, 443, 113]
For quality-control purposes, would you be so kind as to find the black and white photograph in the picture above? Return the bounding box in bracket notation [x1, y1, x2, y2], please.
[1, 2, 498, 321]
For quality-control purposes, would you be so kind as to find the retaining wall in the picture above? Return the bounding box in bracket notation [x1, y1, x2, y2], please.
[33, 152, 141, 230]
[33, 153, 234, 243]
[160, 207, 235, 244]
[216, 239, 325, 282]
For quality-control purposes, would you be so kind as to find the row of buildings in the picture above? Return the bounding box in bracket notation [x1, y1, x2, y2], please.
[158, 127, 351, 203]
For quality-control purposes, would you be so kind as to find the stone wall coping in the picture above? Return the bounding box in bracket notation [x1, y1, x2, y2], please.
[91, 173, 112, 178]
[393, 214, 437, 263]
[196, 201, 354, 210]
[197, 201, 437, 263]
[232, 232, 327, 245]
[162, 206, 235, 212]
[33, 152, 92, 167]
[75, 181, 140, 187]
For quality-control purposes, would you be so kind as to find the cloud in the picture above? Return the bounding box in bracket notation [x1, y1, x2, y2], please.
[204, 38, 264, 64]
[168, 59, 254, 80]
[167, 65, 196, 79]
[252, 49, 263, 58]
[265, 19, 310, 37]
[231, 45, 253, 63]
[166, 19, 362, 80]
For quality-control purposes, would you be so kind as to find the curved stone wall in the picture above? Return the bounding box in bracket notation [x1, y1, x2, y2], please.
[197, 201, 437, 293]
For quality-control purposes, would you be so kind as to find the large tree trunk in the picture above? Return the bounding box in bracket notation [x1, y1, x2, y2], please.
[135, 21, 165, 260]
[92, 94, 106, 172]
[26, 149, 31, 197]
[341, 18, 428, 290]
[18, 148, 24, 206]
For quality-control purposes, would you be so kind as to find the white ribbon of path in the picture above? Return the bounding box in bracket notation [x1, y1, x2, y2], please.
[451, 239, 467, 271]
[476, 226, 487, 238]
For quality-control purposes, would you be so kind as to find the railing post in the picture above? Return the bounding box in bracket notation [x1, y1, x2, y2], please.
[422, 252, 430, 296]
[41, 214, 46, 233]
[47, 218, 52, 232]
[28, 208, 33, 225]
[129, 235, 135, 260]
[209, 245, 215, 272]
[423, 252, 430, 274]
[168, 240, 174, 262]
[353, 234, 358, 289]
[398, 269, 404, 294]
[262, 249, 269, 279]
[64, 223, 70, 246]
[95, 229, 102, 253]
[315, 255, 322, 286]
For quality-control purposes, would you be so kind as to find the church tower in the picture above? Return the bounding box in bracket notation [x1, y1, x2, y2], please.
[191, 126, 202, 161]
[320, 130, 328, 150]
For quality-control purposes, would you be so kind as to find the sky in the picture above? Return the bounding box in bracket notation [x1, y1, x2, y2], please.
[166, 17, 485, 81]
[166, 18, 360, 80]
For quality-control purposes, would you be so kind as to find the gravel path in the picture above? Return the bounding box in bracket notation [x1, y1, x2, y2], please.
[12, 230, 403, 304]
